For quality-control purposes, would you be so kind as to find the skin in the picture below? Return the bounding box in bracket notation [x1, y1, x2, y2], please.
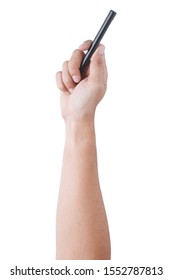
[55, 40, 111, 260]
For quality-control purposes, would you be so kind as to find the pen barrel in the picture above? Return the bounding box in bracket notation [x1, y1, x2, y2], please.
[80, 10, 116, 75]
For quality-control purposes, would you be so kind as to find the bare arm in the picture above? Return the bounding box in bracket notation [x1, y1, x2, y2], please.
[55, 41, 111, 260]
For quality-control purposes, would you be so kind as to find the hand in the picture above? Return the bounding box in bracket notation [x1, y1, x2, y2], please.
[56, 40, 108, 122]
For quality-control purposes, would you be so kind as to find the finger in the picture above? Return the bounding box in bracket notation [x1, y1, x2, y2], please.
[68, 49, 84, 83]
[55, 71, 69, 94]
[89, 44, 107, 84]
[62, 61, 76, 93]
[78, 40, 92, 51]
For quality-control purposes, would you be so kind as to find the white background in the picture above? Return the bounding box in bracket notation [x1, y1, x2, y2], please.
[0, 0, 173, 278]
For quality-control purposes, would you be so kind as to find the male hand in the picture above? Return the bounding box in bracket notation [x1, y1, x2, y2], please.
[56, 40, 108, 122]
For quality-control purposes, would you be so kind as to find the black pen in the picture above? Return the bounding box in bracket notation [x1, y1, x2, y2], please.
[80, 10, 116, 76]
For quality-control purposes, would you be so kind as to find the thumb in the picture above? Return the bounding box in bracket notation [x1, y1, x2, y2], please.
[89, 45, 107, 82]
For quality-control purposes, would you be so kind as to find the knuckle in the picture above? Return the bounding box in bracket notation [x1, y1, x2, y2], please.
[64, 79, 73, 89]
[55, 71, 61, 84]
[62, 60, 68, 69]
[95, 56, 103, 65]
[58, 85, 66, 91]
[62, 73, 74, 89]
[55, 71, 66, 91]
[69, 49, 84, 77]
[72, 49, 81, 56]
[68, 64, 79, 77]
[71, 49, 84, 63]
[55, 71, 60, 79]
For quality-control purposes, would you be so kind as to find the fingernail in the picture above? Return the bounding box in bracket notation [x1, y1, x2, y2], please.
[97, 45, 105, 55]
[69, 88, 74, 94]
[73, 75, 80, 83]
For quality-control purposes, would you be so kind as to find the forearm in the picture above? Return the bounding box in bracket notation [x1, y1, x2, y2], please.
[56, 118, 111, 259]
[63, 118, 99, 191]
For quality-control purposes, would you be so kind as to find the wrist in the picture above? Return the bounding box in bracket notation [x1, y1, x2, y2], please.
[64, 111, 95, 128]
[64, 117, 96, 146]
